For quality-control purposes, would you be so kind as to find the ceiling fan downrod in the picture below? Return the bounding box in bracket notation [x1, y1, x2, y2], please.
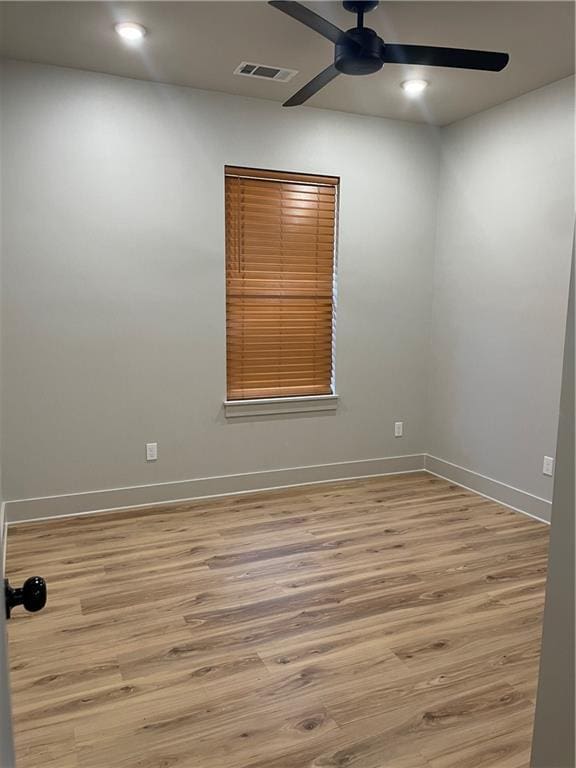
[343, 0, 380, 29]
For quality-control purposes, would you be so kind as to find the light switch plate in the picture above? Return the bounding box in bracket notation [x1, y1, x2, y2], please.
[146, 442, 158, 462]
[542, 456, 554, 476]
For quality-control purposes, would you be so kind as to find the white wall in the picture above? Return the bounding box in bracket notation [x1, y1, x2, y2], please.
[0, 60, 439, 502]
[0, 61, 573, 515]
[427, 76, 574, 502]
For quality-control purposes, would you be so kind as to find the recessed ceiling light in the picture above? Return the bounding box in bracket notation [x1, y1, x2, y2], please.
[401, 79, 429, 97]
[115, 22, 147, 42]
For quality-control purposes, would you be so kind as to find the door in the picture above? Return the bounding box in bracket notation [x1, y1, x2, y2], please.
[1, 514, 47, 768]
[1, 513, 16, 768]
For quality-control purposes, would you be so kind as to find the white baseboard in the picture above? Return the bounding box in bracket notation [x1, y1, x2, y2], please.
[424, 455, 552, 524]
[4, 453, 551, 527]
[5, 454, 426, 524]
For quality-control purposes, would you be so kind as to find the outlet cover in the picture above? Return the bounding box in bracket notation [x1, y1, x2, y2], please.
[542, 456, 554, 476]
[146, 442, 158, 462]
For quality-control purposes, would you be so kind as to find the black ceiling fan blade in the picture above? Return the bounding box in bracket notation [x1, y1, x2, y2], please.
[382, 44, 509, 72]
[268, 1, 346, 45]
[283, 63, 340, 107]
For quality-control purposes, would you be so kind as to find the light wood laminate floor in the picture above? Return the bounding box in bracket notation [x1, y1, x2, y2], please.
[6, 472, 549, 768]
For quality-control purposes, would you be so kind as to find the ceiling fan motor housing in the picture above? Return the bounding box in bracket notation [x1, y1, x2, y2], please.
[335, 27, 384, 75]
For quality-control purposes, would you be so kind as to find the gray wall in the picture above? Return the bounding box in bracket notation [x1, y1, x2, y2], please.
[0, 60, 440, 500]
[531, 247, 575, 768]
[0, 62, 573, 511]
[427, 77, 575, 501]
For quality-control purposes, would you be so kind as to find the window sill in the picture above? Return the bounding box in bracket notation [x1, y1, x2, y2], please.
[224, 394, 339, 418]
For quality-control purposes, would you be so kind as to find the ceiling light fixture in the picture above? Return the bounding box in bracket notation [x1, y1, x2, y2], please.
[115, 22, 147, 42]
[401, 79, 429, 97]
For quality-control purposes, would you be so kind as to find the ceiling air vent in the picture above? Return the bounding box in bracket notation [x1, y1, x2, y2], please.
[234, 62, 298, 83]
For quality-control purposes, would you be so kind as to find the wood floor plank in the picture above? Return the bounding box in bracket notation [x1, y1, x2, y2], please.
[6, 472, 548, 767]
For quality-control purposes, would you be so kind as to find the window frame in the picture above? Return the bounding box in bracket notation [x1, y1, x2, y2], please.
[223, 165, 340, 415]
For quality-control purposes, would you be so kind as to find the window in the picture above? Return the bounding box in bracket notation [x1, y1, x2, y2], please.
[225, 166, 339, 402]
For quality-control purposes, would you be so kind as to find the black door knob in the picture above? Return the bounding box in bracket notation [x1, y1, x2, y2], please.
[5, 577, 47, 619]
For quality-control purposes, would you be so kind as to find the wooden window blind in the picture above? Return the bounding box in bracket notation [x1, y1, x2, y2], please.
[225, 166, 338, 401]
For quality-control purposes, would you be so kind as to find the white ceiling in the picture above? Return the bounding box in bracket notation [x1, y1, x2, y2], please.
[0, 1, 574, 125]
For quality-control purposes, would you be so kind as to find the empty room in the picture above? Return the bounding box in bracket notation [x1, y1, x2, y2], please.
[0, 2, 574, 767]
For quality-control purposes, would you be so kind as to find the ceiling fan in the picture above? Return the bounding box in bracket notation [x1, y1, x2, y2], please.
[268, 0, 510, 106]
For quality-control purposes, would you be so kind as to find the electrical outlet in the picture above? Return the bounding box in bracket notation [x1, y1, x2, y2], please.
[146, 442, 158, 462]
[542, 456, 554, 476]
[394, 421, 404, 438]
